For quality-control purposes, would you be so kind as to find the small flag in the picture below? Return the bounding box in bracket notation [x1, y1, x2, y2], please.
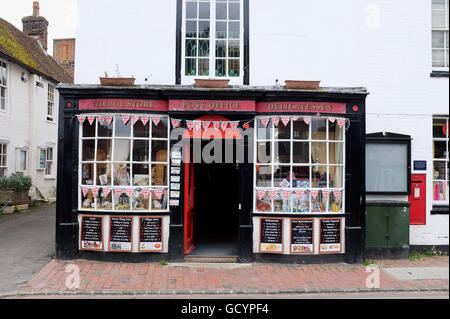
[87, 116, 96, 125]
[152, 116, 161, 127]
[81, 187, 89, 197]
[142, 189, 152, 198]
[105, 115, 113, 125]
[337, 118, 346, 128]
[202, 121, 211, 131]
[281, 117, 291, 127]
[141, 116, 150, 126]
[154, 189, 164, 200]
[114, 189, 124, 198]
[304, 117, 311, 125]
[293, 116, 299, 121]
[229, 121, 239, 131]
[213, 121, 221, 131]
[125, 189, 135, 197]
[260, 118, 270, 128]
[121, 115, 131, 125]
[271, 190, 280, 200]
[257, 190, 266, 200]
[194, 121, 202, 131]
[282, 190, 291, 200]
[186, 120, 195, 131]
[91, 188, 99, 198]
[171, 118, 181, 129]
[329, 117, 336, 123]
[310, 190, 319, 199]
[272, 117, 280, 127]
[322, 191, 330, 201]
[102, 188, 111, 198]
[131, 115, 140, 125]
[97, 115, 106, 126]
[220, 122, 229, 132]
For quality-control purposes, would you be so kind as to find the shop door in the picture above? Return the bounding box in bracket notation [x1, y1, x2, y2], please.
[184, 161, 195, 255]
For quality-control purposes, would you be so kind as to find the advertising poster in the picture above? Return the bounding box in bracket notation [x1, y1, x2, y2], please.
[260, 218, 283, 254]
[319, 218, 342, 253]
[109, 216, 133, 252]
[139, 217, 164, 252]
[290, 219, 314, 254]
[80, 215, 104, 251]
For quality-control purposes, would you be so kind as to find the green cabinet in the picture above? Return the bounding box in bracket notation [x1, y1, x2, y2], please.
[366, 201, 410, 249]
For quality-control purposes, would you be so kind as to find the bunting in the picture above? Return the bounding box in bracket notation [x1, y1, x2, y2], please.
[141, 116, 150, 126]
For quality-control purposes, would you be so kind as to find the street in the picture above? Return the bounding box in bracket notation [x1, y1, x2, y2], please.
[0, 205, 55, 293]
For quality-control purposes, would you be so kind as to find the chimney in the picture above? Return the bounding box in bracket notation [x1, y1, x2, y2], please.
[22, 1, 49, 51]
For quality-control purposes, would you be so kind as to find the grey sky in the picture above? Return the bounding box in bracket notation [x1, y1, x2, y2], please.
[2, 0, 78, 55]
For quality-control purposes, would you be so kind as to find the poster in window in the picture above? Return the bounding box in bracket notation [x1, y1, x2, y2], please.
[139, 217, 163, 252]
[260, 218, 283, 254]
[290, 219, 314, 254]
[38, 149, 46, 170]
[109, 216, 133, 252]
[80, 215, 104, 251]
[319, 218, 342, 253]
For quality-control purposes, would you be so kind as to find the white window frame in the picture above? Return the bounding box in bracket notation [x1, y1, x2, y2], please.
[0, 59, 7, 112]
[254, 116, 346, 215]
[433, 116, 449, 205]
[47, 83, 55, 122]
[0, 141, 8, 177]
[181, 0, 244, 84]
[432, 0, 449, 70]
[39, 146, 55, 177]
[15, 147, 28, 173]
[78, 114, 170, 213]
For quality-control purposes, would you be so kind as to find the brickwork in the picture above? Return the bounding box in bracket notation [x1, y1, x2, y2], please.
[22, 2, 48, 51]
[53, 39, 75, 81]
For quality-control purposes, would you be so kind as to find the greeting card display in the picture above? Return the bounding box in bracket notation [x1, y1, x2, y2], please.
[80, 215, 104, 251]
[109, 217, 133, 252]
[139, 217, 163, 252]
[260, 218, 283, 254]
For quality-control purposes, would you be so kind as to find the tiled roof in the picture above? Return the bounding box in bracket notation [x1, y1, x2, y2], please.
[0, 17, 73, 84]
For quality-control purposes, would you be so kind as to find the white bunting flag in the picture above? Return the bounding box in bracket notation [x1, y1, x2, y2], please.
[337, 118, 346, 128]
[220, 122, 229, 132]
[202, 121, 211, 131]
[213, 121, 221, 131]
[304, 117, 311, 125]
[125, 189, 135, 198]
[293, 116, 299, 121]
[282, 190, 291, 200]
[329, 117, 336, 123]
[322, 191, 330, 201]
[142, 189, 152, 199]
[87, 116, 96, 125]
[281, 117, 291, 127]
[121, 115, 131, 125]
[333, 190, 342, 200]
[171, 118, 181, 129]
[152, 116, 161, 127]
[230, 121, 239, 131]
[141, 116, 150, 126]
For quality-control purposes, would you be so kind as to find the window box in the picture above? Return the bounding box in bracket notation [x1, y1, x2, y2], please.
[285, 81, 321, 90]
[195, 78, 230, 88]
[99, 77, 136, 86]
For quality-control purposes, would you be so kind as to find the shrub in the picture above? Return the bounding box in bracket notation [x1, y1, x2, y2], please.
[0, 173, 33, 192]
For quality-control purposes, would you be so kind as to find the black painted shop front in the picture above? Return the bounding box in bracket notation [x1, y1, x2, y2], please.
[55, 85, 368, 264]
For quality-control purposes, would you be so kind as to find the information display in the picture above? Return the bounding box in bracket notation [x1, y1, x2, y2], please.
[290, 219, 314, 254]
[109, 216, 133, 252]
[80, 215, 104, 251]
[139, 217, 164, 252]
[260, 218, 283, 253]
[319, 218, 342, 253]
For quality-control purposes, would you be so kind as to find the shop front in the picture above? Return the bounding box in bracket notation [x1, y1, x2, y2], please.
[56, 85, 368, 263]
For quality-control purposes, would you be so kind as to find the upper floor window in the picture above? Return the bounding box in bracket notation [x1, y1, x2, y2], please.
[433, 117, 449, 204]
[432, 0, 449, 69]
[183, 0, 243, 81]
[47, 84, 55, 121]
[0, 60, 7, 112]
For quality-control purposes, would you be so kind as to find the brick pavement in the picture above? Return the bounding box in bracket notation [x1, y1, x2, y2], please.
[9, 256, 449, 296]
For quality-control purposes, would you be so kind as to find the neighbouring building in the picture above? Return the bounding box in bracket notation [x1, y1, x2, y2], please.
[53, 38, 75, 82]
[0, 2, 73, 201]
[55, 0, 448, 263]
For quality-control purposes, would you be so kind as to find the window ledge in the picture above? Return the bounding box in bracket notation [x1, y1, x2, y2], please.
[430, 71, 449, 78]
[44, 176, 56, 180]
[431, 205, 449, 215]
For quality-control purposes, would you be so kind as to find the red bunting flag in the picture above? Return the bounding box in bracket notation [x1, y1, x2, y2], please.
[87, 116, 96, 125]
[77, 115, 86, 125]
[282, 190, 291, 200]
[152, 116, 161, 127]
[293, 116, 299, 121]
[142, 189, 152, 198]
[322, 191, 330, 201]
[272, 117, 280, 127]
[329, 117, 336, 123]
[171, 118, 181, 129]
[220, 122, 229, 132]
[229, 121, 239, 131]
[194, 121, 202, 131]
[125, 189, 135, 197]
[213, 121, 221, 131]
[337, 118, 346, 128]
[97, 115, 106, 126]
[121, 115, 131, 125]
[102, 188, 111, 198]
[141, 116, 150, 126]
[81, 187, 89, 197]
[310, 190, 319, 199]
[91, 188, 99, 198]
[131, 115, 140, 125]
[281, 117, 291, 127]
[304, 117, 311, 125]
[260, 118, 270, 128]
[257, 190, 266, 200]
[202, 121, 211, 131]
[105, 115, 113, 125]
[114, 189, 124, 198]
[186, 120, 195, 131]
[154, 189, 164, 200]
[271, 190, 280, 200]
[333, 190, 342, 200]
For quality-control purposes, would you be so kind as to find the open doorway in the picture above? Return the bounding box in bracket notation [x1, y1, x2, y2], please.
[190, 163, 239, 256]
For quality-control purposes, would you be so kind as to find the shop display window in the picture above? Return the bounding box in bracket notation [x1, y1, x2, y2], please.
[255, 116, 345, 214]
[433, 117, 449, 204]
[79, 114, 169, 212]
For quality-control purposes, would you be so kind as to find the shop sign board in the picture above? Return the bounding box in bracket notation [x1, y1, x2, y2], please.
[109, 216, 133, 252]
[80, 215, 104, 251]
[256, 102, 346, 114]
[139, 217, 164, 252]
[319, 218, 342, 253]
[290, 219, 314, 254]
[169, 100, 256, 112]
[260, 218, 284, 254]
[79, 99, 169, 111]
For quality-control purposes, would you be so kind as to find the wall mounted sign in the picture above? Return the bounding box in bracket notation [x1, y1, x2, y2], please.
[139, 217, 163, 252]
[319, 218, 342, 254]
[80, 215, 104, 251]
[260, 218, 283, 254]
[79, 99, 169, 111]
[413, 161, 427, 171]
[256, 102, 346, 114]
[290, 219, 314, 254]
[109, 216, 133, 252]
[169, 100, 256, 112]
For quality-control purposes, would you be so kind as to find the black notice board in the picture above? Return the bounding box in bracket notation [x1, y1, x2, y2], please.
[260, 218, 283, 244]
[320, 219, 341, 244]
[291, 219, 314, 245]
[81, 216, 103, 242]
[140, 217, 163, 243]
[110, 217, 133, 243]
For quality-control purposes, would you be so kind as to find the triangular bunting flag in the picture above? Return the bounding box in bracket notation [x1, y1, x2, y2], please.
[293, 116, 299, 121]
[310, 190, 319, 200]
[142, 189, 152, 198]
[102, 188, 111, 198]
[77, 115, 86, 125]
[281, 117, 291, 127]
[282, 190, 291, 200]
[141, 116, 150, 126]
[131, 115, 140, 125]
[105, 115, 113, 126]
[87, 116, 96, 125]
[194, 121, 202, 132]
[329, 117, 336, 123]
[322, 191, 330, 201]
[229, 121, 239, 131]
[121, 115, 131, 125]
[91, 187, 99, 198]
[220, 122, 229, 132]
[304, 117, 311, 125]
[271, 190, 280, 200]
[125, 189, 135, 197]
[257, 190, 266, 201]
[337, 118, 346, 128]
[81, 187, 89, 197]
[260, 118, 270, 128]
[202, 121, 211, 131]
[152, 116, 161, 127]
[97, 115, 106, 126]
[171, 118, 181, 129]
[154, 189, 164, 200]
[114, 189, 124, 198]
[272, 117, 280, 127]
[213, 121, 221, 131]
[186, 120, 194, 131]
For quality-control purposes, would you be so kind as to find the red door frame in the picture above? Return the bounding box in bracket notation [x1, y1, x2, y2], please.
[184, 148, 195, 255]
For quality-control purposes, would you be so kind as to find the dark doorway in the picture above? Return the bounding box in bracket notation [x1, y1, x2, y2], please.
[191, 163, 239, 256]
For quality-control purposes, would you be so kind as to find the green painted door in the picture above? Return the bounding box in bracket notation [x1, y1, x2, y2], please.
[387, 206, 410, 248]
[366, 206, 389, 248]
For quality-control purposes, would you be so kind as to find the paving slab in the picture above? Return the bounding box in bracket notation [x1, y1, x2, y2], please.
[382, 267, 449, 281]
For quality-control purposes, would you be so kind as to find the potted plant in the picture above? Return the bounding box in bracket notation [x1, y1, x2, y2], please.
[0, 173, 32, 205]
[99, 71, 135, 86]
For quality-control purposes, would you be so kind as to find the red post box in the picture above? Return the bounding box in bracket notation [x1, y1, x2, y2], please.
[409, 174, 427, 225]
